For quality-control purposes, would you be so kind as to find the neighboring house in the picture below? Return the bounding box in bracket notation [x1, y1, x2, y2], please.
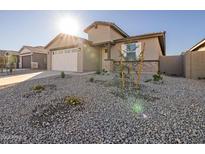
[159, 38, 205, 79]
[184, 39, 205, 79]
[19, 46, 48, 69]
[0, 50, 19, 68]
[46, 21, 166, 72]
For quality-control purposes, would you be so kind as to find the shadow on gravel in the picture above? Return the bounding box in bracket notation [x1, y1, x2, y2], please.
[22, 84, 57, 98]
[29, 98, 85, 128]
[54, 75, 72, 79]
[110, 84, 160, 102]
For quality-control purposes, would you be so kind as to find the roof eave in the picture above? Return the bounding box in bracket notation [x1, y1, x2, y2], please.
[114, 32, 165, 43]
[114, 31, 166, 55]
[188, 39, 205, 52]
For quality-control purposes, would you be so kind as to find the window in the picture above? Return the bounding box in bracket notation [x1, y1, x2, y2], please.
[121, 42, 141, 61]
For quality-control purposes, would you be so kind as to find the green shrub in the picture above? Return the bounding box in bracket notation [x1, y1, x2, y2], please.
[32, 85, 45, 93]
[64, 96, 81, 105]
[153, 73, 163, 81]
[96, 70, 101, 74]
[198, 77, 205, 80]
[127, 97, 144, 113]
[89, 77, 94, 82]
[61, 71, 65, 78]
[102, 69, 107, 73]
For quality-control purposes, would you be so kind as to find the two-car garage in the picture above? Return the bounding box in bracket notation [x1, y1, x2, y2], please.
[46, 33, 100, 73]
[51, 48, 79, 72]
[19, 46, 47, 69]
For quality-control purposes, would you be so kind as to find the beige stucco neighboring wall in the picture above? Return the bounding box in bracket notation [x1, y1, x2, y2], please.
[184, 51, 205, 79]
[190, 51, 205, 79]
[82, 44, 100, 72]
[87, 25, 124, 44]
[184, 52, 191, 78]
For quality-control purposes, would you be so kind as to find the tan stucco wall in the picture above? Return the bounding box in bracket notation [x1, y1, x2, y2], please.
[184, 51, 205, 79]
[110, 28, 124, 41]
[82, 44, 100, 72]
[142, 62, 159, 72]
[87, 25, 124, 44]
[160, 55, 184, 76]
[142, 37, 163, 60]
[110, 37, 163, 61]
[105, 37, 162, 73]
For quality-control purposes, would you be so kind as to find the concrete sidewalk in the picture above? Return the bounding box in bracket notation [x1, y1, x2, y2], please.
[0, 72, 43, 87]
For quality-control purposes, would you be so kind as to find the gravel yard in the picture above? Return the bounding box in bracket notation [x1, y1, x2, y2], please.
[0, 73, 204, 144]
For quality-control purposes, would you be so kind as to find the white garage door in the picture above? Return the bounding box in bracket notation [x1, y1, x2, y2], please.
[52, 48, 79, 72]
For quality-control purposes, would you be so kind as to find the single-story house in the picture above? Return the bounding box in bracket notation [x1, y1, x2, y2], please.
[19, 46, 48, 69]
[46, 21, 166, 72]
[184, 38, 205, 79]
[0, 50, 19, 68]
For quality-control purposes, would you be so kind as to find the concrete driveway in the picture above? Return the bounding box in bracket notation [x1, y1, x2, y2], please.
[0, 71, 95, 87]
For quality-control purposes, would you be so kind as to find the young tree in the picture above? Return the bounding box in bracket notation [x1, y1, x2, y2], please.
[114, 42, 145, 90]
[7, 54, 17, 73]
[0, 55, 6, 73]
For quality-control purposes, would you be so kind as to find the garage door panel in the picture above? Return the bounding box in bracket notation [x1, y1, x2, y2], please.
[52, 49, 78, 72]
[22, 55, 31, 68]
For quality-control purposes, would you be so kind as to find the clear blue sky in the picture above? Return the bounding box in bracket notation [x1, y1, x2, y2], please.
[0, 10, 205, 55]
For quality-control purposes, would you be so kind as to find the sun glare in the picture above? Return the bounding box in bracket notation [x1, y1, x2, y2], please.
[58, 16, 79, 35]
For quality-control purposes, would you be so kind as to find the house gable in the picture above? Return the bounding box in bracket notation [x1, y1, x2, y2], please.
[84, 21, 129, 44]
[19, 47, 32, 55]
[45, 33, 90, 50]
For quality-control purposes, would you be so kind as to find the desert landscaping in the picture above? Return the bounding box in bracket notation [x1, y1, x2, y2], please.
[0, 72, 204, 143]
